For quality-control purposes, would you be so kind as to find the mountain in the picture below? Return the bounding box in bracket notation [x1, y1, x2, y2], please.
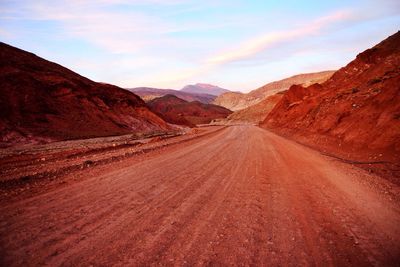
[212, 92, 255, 112]
[148, 94, 232, 127]
[181, 83, 231, 96]
[0, 42, 170, 147]
[225, 92, 284, 124]
[262, 31, 400, 178]
[213, 71, 335, 111]
[129, 87, 216, 104]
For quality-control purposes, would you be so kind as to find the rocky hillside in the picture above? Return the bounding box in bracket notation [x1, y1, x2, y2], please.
[181, 83, 231, 96]
[212, 92, 256, 112]
[225, 93, 284, 124]
[129, 87, 216, 104]
[0, 42, 170, 147]
[213, 71, 334, 111]
[262, 31, 400, 178]
[148, 94, 232, 127]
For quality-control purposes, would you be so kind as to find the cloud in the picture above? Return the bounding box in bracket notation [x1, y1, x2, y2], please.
[1, 0, 242, 87]
[3, 0, 234, 55]
[119, 10, 357, 87]
[167, 7, 395, 88]
[25, 1, 175, 53]
[156, 10, 356, 84]
[2, 1, 398, 90]
[206, 10, 354, 65]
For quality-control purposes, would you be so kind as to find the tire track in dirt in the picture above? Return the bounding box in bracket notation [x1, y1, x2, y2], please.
[0, 126, 399, 266]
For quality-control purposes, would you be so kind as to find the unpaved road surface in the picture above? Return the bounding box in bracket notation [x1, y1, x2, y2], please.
[1, 126, 399, 266]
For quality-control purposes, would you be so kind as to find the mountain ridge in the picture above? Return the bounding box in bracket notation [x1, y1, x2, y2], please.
[148, 94, 232, 127]
[213, 71, 335, 111]
[129, 87, 216, 104]
[0, 42, 171, 147]
[181, 83, 231, 96]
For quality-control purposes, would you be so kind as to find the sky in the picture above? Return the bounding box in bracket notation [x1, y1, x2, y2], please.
[1, 0, 399, 92]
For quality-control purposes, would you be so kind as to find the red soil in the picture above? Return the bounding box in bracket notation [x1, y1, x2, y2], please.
[1, 126, 399, 266]
[262, 31, 400, 180]
[0, 43, 170, 147]
[148, 94, 232, 127]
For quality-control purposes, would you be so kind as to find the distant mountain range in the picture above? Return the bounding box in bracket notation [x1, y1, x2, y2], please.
[180, 83, 231, 96]
[129, 87, 216, 104]
[129, 83, 233, 104]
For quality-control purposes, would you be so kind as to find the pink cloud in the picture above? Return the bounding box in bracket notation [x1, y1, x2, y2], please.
[206, 10, 354, 65]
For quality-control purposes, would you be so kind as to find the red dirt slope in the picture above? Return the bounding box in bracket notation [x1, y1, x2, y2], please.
[0, 42, 170, 147]
[262, 31, 400, 179]
[148, 94, 232, 127]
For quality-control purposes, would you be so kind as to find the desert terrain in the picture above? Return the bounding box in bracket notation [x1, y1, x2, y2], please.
[0, 6, 399, 266]
[1, 125, 399, 266]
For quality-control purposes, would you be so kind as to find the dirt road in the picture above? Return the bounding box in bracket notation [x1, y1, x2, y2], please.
[1, 126, 399, 266]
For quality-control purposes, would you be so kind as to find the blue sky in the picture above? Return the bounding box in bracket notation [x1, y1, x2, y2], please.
[1, 0, 399, 92]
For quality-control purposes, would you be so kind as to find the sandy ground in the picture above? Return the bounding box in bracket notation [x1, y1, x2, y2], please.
[0, 125, 399, 266]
